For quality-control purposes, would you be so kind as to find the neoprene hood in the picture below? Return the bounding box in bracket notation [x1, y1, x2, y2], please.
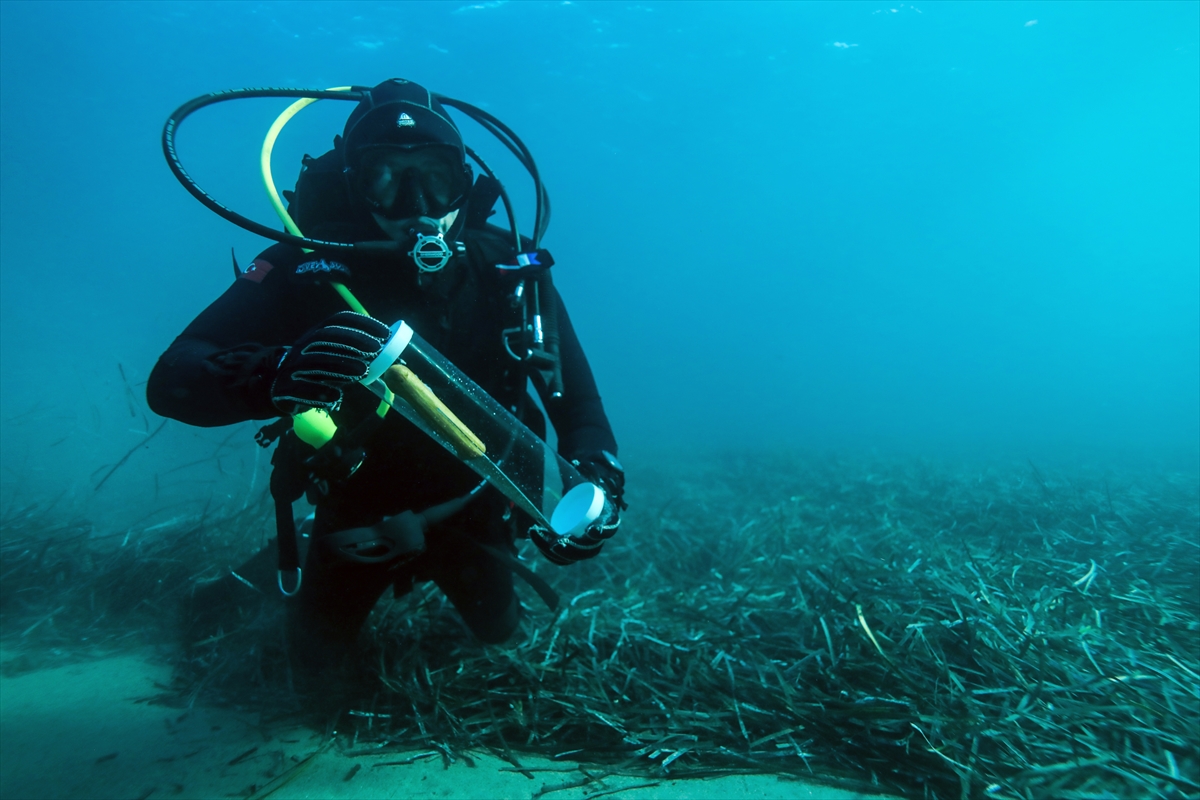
[343, 79, 466, 164]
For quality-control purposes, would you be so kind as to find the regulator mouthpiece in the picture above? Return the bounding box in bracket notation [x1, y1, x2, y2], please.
[411, 231, 453, 272]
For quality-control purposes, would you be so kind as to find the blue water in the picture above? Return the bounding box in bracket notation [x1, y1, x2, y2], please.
[0, 0, 1196, 517]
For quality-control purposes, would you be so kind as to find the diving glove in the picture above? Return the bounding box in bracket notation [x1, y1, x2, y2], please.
[572, 450, 627, 512]
[532, 450, 625, 565]
[271, 311, 390, 414]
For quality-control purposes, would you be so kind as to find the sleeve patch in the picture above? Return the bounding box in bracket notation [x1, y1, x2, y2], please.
[295, 259, 351, 276]
[240, 259, 275, 283]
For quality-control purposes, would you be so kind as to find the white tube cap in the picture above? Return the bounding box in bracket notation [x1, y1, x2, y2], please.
[362, 320, 413, 385]
[550, 482, 606, 536]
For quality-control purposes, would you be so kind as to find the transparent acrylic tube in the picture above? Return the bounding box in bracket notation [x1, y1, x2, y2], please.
[362, 323, 602, 534]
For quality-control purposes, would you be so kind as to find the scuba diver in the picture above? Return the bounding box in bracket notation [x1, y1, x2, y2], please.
[147, 78, 624, 682]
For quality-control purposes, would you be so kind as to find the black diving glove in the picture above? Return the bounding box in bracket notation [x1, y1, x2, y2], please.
[532, 451, 626, 565]
[270, 311, 391, 414]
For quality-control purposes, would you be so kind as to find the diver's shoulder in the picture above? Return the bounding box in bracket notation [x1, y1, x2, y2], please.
[237, 241, 355, 291]
[236, 243, 307, 286]
[463, 223, 531, 264]
[463, 222, 516, 246]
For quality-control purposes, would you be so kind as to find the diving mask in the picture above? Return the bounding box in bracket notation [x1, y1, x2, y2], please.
[352, 144, 471, 221]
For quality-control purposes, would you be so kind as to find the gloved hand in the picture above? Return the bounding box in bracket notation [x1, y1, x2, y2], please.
[532, 450, 626, 565]
[270, 311, 391, 414]
[571, 450, 627, 512]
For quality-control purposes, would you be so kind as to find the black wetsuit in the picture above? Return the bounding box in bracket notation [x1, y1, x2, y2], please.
[147, 221, 617, 671]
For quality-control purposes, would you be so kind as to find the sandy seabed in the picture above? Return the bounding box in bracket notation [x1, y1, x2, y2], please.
[6, 454, 1196, 798]
[0, 648, 893, 800]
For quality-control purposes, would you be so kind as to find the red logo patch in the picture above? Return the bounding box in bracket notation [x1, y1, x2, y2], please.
[240, 259, 275, 283]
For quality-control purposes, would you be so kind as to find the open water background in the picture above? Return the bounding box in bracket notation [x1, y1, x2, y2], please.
[1, 0, 1197, 526]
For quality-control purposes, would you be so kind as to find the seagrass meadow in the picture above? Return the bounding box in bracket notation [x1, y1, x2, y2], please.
[2, 453, 1197, 799]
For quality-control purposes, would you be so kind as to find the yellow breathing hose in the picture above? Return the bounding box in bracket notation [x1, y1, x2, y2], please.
[260, 87, 386, 439]
[259, 87, 368, 316]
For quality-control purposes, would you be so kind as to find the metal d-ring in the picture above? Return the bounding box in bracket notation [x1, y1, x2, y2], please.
[277, 568, 302, 596]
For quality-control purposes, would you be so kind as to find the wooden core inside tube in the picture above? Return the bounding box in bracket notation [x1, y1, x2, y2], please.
[382, 364, 486, 460]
